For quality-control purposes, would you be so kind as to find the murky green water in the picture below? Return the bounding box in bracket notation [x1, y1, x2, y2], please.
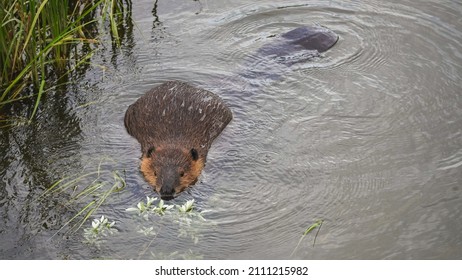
[1, 0, 461, 259]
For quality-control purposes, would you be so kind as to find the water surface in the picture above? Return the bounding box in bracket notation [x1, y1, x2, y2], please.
[1, 0, 461, 259]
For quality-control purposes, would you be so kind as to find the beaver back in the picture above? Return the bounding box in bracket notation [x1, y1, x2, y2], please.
[124, 81, 232, 156]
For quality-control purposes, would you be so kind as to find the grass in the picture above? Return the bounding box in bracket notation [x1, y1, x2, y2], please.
[40, 158, 126, 238]
[0, 0, 129, 119]
[290, 219, 324, 257]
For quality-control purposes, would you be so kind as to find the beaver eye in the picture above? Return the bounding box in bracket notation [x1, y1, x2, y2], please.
[180, 171, 185, 177]
[154, 171, 157, 176]
[147, 147, 155, 157]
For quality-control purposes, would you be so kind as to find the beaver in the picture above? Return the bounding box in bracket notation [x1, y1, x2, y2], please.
[124, 81, 232, 200]
[125, 26, 338, 200]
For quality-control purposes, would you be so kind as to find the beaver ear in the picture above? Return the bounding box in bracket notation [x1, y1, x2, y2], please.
[147, 147, 155, 157]
[190, 148, 199, 161]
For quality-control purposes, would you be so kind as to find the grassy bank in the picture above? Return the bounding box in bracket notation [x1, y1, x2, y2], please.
[0, 0, 128, 119]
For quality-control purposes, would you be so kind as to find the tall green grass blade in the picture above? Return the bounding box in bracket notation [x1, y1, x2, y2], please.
[1, 0, 129, 114]
[48, 200, 96, 240]
[39, 171, 101, 199]
[29, 78, 45, 121]
[73, 182, 106, 201]
[109, 0, 121, 46]
[71, 172, 126, 232]
[21, 0, 50, 55]
[40, 157, 126, 237]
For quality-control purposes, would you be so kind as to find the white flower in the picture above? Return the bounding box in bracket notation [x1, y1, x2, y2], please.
[178, 199, 195, 213]
[146, 196, 157, 206]
[125, 207, 139, 213]
[92, 220, 100, 229]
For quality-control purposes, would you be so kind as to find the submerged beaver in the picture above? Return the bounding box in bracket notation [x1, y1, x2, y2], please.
[124, 81, 232, 200]
[125, 26, 338, 200]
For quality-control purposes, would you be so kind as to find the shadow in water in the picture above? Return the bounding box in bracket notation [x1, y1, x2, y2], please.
[0, 77, 84, 258]
[152, 0, 161, 30]
[111, 0, 136, 67]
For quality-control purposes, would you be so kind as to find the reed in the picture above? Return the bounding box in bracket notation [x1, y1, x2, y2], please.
[0, 0, 128, 118]
[41, 158, 126, 238]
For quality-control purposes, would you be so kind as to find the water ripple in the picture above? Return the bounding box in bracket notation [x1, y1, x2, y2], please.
[3, 0, 461, 259]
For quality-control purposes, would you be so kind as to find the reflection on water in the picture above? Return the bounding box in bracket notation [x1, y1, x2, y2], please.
[1, 0, 461, 259]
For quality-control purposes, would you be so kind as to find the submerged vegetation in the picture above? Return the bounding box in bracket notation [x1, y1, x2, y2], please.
[40, 158, 126, 237]
[83, 215, 118, 247]
[42, 159, 209, 258]
[82, 198, 209, 259]
[0, 0, 130, 119]
[125, 197, 209, 248]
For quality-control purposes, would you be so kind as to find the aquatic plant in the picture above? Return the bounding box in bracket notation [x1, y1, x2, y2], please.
[45, 163, 208, 258]
[0, 0, 130, 118]
[176, 199, 195, 213]
[290, 219, 324, 257]
[125, 198, 205, 220]
[41, 159, 126, 237]
[137, 226, 156, 237]
[125, 196, 174, 220]
[125, 198, 210, 254]
[173, 199, 207, 244]
[83, 215, 118, 247]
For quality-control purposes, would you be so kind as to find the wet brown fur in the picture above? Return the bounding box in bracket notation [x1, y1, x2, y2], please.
[125, 81, 232, 198]
[139, 145, 205, 194]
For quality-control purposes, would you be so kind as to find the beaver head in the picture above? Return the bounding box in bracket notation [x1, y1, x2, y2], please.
[140, 145, 204, 200]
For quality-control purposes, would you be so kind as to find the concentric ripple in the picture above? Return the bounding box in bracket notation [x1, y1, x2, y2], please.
[188, 0, 462, 259]
[2, 0, 461, 260]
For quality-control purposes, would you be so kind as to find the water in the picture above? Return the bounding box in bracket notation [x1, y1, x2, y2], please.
[1, 0, 461, 259]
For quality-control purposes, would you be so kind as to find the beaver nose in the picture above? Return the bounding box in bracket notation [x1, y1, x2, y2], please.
[161, 193, 175, 201]
[160, 185, 175, 200]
